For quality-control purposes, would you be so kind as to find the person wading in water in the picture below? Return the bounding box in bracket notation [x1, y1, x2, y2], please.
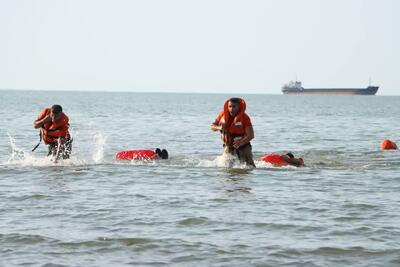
[33, 104, 72, 160]
[211, 97, 255, 167]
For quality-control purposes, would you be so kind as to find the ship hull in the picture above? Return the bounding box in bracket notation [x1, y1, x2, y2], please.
[282, 86, 378, 95]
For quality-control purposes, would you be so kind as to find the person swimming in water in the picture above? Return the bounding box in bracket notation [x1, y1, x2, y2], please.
[115, 148, 168, 160]
[261, 152, 304, 167]
[154, 148, 168, 159]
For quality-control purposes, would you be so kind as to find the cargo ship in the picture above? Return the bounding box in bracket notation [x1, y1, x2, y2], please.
[282, 81, 379, 95]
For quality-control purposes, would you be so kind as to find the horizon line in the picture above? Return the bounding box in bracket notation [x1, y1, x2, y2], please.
[0, 88, 280, 95]
[0, 88, 396, 96]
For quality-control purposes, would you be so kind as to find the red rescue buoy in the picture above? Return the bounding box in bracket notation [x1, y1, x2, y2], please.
[380, 139, 398, 150]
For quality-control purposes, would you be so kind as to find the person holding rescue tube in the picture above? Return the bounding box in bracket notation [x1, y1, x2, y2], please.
[211, 97, 256, 167]
[33, 104, 72, 160]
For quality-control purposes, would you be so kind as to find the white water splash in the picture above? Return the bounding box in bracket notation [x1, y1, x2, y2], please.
[214, 152, 245, 168]
[196, 154, 298, 170]
[7, 133, 26, 163]
[4, 133, 88, 167]
[254, 160, 296, 169]
[92, 133, 106, 164]
[195, 152, 248, 169]
[5, 132, 297, 169]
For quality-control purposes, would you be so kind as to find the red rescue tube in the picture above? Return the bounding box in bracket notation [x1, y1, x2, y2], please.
[380, 139, 398, 150]
[261, 153, 288, 166]
[115, 150, 159, 160]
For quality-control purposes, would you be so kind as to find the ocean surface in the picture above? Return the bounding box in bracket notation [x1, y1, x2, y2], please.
[0, 90, 399, 267]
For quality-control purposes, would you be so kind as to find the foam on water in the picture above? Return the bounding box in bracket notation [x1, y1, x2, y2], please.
[213, 153, 248, 168]
[115, 153, 297, 170]
[113, 152, 303, 170]
[8, 131, 390, 171]
[117, 153, 251, 169]
[255, 160, 298, 169]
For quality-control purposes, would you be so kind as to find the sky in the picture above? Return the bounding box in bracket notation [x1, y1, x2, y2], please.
[0, 0, 399, 95]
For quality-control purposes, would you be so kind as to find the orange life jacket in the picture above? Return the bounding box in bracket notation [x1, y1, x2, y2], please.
[261, 153, 304, 167]
[115, 150, 159, 160]
[40, 108, 70, 144]
[218, 98, 249, 148]
[261, 153, 288, 166]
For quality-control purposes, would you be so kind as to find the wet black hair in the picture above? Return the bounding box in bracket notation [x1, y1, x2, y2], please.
[51, 104, 63, 114]
[286, 153, 294, 159]
[155, 148, 168, 159]
[160, 149, 168, 159]
[229, 97, 241, 104]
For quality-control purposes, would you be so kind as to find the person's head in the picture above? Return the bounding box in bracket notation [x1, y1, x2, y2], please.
[286, 152, 295, 159]
[160, 149, 168, 159]
[50, 105, 63, 121]
[228, 98, 241, 116]
[155, 148, 169, 159]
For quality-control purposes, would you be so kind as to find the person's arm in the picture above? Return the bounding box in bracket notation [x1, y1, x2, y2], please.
[210, 122, 225, 132]
[211, 117, 228, 148]
[34, 114, 51, 129]
[233, 125, 254, 149]
[211, 113, 224, 132]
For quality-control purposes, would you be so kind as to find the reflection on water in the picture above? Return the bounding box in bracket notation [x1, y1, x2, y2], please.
[225, 187, 252, 193]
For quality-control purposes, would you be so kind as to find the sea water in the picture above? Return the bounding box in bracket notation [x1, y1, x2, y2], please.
[0, 90, 399, 266]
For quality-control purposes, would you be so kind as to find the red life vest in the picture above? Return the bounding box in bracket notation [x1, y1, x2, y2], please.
[39, 108, 70, 144]
[261, 153, 288, 166]
[216, 98, 251, 148]
[115, 150, 159, 160]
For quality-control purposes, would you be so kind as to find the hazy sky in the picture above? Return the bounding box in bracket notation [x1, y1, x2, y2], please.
[1, 0, 399, 95]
